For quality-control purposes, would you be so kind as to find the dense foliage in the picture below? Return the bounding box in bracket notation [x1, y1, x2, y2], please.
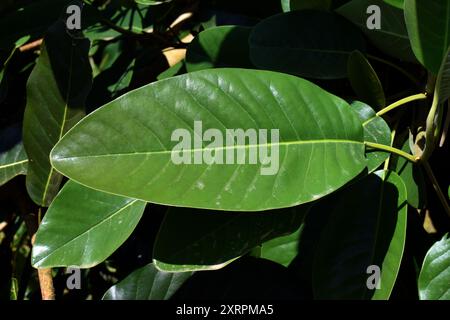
[0, 0, 449, 300]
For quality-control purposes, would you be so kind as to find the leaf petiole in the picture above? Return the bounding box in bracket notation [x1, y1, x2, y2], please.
[376, 93, 428, 117]
[364, 141, 419, 164]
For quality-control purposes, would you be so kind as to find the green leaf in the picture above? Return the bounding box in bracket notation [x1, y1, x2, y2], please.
[281, 0, 332, 12]
[393, 140, 426, 208]
[23, 20, 92, 207]
[348, 51, 386, 110]
[32, 180, 145, 268]
[337, 0, 416, 62]
[134, 0, 173, 5]
[260, 225, 303, 267]
[103, 263, 191, 300]
[51, 68, 367, 211]
[418, 234, 450, 300]
[434, 46, 450, 105]
[249, 11, 366, 79]
[384, 0, 404, 9]
[351, 101, 391, 172]
[405, 0, 450, 73]
[157, 60, 185, 80]
[186, 26, 253, 73]
[9, 278, 18, 300]
[153, 205, 309, 272]
[313, 170, 407, 300]
[0, 125, 28, 186]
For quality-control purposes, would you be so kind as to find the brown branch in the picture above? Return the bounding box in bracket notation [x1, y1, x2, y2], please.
[24, 213, 55, 300]
[19, 39, 43, 52]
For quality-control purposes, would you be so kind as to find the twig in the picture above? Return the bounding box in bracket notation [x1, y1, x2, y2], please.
[19, 39, 43, 52]
[24, 213, 55, 300]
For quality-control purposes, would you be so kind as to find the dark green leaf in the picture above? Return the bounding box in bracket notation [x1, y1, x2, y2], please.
[249, 10, 366, 79]
[434, 46, 450, 105]
[337, 0, 415, 62]
[383, 0, 404, 9]
[393, 140, 426, 208]
[260, 225, 303, 267]
[348, 51, 386, 110]
[51, 69, 367, 211]
[32, 180, 145, 268]
[0, 124, 27, 186]
[313, 170, 407, 299]
[153, 205, 309, 272]
[23, 20, 92, 206]
[405, 0, 450, 73]
[418, 234, 450, 300]
[157, 60, 185, 80]
[186, 26, 253, 72]
[351, 101, 391, 172]
[0, 0, 73, 50]
[103, 263, 192, 300]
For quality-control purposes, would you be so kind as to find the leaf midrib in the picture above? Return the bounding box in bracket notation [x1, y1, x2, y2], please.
[53, 139, 364, 161]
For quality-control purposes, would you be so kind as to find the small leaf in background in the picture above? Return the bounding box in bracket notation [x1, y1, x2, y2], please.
[249, 11, 366, 79]
[350, 101, 391, 172]
[313, 170, 407, 300]
[383, 0, 404, 9]
[0, 0, 73, 50]
[103, 263, 192, 300]
[0, 124, 27, 186]
[260, 225, 303, 267]
[405, 0, 450, 74]
[418, 234, 450, 300]
[157, 60, 186, 80]
[134, 0, 173, 5]
[281, 0, 332, 12]
[23, 19, 92, 207]
[153, 205, 309, 272]
[186, 26, 253, 72]
[83, 3, 154, 41]
[32, 180, 145, 268]
[51, 68, 367, 211]
[337, 0, 415, 62]
[348, 51, 386, 110]
[393, 140, 426, 209]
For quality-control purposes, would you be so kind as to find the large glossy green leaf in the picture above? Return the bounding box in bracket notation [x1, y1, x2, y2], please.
[281, 0, 332, 12]
[32, 180, 145, 268]
[337, 0, 415, 62]
[23, 20, 92, 207]
[313, 170, 407, 300]
[351, 101, 391, 172]
[153, 205, 309, 272]
[0, 124, 27, 186]
[103, 263, 191, 300]
[260, 225, 303, 267]
[405, 0, 450, 73]
[348, 51, 386, 110]
[418, 234, 450, 300]
[186, 26, 253, 72]
[393, 140, 426, 208]
[249, 11, 366, 79]
[51, 68, 367, 211]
